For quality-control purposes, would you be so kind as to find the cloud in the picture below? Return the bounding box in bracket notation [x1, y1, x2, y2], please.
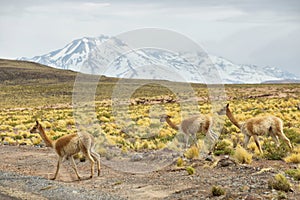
[0, 0, 299, 76]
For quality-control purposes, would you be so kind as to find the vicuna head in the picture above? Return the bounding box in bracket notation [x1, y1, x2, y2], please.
[216, 104, 229, 115]
[160, 114, 172, 122]
[30, 120, 41, 133]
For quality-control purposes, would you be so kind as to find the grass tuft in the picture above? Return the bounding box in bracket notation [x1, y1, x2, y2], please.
[211, 185, 225, 196]
[284, 153, 300, 164]
[234, 145, 252, 164]
[184, 146, 199, 159]
[263, 139, 289, 160]
[186, 166, 195, 175]
[268, 173, 291, 192]
[285, 168, 300, 181]
[176, 157, 184, 167]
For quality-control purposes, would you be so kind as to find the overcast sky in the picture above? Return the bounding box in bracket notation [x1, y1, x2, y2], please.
[0, 0, 299, 76]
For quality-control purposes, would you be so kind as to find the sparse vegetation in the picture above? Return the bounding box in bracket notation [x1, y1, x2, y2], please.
[284, 153, 300, 164]
[176, 157, 184, 167]
[285, 168, 300, 181]
[1, 60, 300, 198]
[234, 145, 253, 164]
[186, 166, 195, 175]
[263, 140, 290, 160]
[213, 139, 234, 156]
[0, 59, 300, 165]
[184, 146, 199, 159]
[211, 185, 225, 196]
[268, 173, 291, 192]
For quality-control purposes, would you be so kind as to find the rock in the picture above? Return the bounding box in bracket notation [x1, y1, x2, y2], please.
[205, 155, 214, 162]
[131, 154, 143, 162]
[216, 157, 237, 168]
[244, 194, 263, 200]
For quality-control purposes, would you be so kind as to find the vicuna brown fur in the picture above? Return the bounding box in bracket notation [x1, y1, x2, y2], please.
[160, 114, 216, 148]
[30, 121, 100, 180]
[225, 104, 292, 153]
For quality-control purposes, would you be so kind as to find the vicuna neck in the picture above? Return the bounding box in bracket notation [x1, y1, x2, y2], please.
[226, 108, 242, 129]
[165, 117, 179, 130]
[38, 126, 54, 148]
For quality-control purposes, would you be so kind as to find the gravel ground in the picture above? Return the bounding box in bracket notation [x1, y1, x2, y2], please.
[0, 171, 123, 200]
[0, 145, 300, 200]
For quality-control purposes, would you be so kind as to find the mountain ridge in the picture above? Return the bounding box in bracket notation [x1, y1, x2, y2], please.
[19, 36, 299, 84]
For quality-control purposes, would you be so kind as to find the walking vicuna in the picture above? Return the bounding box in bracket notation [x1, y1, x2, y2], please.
[160, 114, 220, 150]
[225, 103, 292, 153]
[30, 120, 100, 180]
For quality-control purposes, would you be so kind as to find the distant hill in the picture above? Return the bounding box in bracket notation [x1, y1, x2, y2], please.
[262, 79, 300, 84]
[0, 59, 77, 85]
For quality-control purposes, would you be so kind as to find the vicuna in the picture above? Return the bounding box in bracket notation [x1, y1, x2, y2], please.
[160, 114, 220, 150]
[225, 103, 292, 153]
[30, 120, 100, 180]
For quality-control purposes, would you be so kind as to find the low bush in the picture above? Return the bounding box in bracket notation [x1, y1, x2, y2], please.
[284, 128, 300, 144]
[284, 153, 300, 164]
[213, 139, 234, 156]
[285, 168, 300, 181]
[234, 145, 252, 164]
[211, 185, 225, 196]
[186, 166, 195, 175]
[263, 140, 289, 160]
[268, 173, 291, 192]
[184, 146, 199, 159]
[176, 157, 184, 167]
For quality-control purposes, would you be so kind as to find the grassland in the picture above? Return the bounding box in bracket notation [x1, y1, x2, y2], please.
[1, 58, 300, 162]
[2, 59, 300, 199]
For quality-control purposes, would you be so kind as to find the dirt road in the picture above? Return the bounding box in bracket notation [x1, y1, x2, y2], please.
[0, 145, 299, 199]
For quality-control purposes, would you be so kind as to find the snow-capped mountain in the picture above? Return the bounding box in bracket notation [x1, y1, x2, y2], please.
[19, 36, 299, 84]
[19, 35, 109, 71]
[209, 56, 299, 84]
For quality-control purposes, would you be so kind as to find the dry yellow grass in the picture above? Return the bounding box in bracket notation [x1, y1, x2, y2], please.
[184, 146, 199, 159]
[234, 145, 252, 164]
[284, 153, 300, 164]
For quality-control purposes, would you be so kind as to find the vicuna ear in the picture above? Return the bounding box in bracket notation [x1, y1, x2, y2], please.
[226, 103, 229, 108]
[36, 120, 39, 125]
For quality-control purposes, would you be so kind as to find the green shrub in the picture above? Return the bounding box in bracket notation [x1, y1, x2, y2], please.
[263, 140, 289, 160]
[234, 145, 252, 164]
[277, 191, 288, 199]
[284, 128, 300, 144]
[284, 153, 300, 164]
[176, 157, 184, 167]
[184, 146, 199, 159]
[268, 173, 291, 192]
[13, 135, 22, 140]
[285, 168, 300, 181]
[186, 166, 195, 175]
[213, 140, 234, 156]
[211, 185, 225, 196]
[52, 134, 64, 140]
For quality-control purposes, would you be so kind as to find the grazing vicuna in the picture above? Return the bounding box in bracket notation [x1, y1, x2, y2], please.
[30, 120, 100, 180]
[225, 103, 292, 153]
[160, 114, 219, 149]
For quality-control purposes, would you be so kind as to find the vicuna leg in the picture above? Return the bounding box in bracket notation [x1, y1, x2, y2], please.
[70, 156, 81, 180]
[82, 149, 95, 178]
[272, 125, 293, 150]
[91, 150, 101, 176]
[278, 131, 293, 150]
[270, 134, 280, 147]
[184, 134, 189, 149]
[253, 135, 263, 153]
[51, 157, 62, 180]
[243, 134, 250, 149]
